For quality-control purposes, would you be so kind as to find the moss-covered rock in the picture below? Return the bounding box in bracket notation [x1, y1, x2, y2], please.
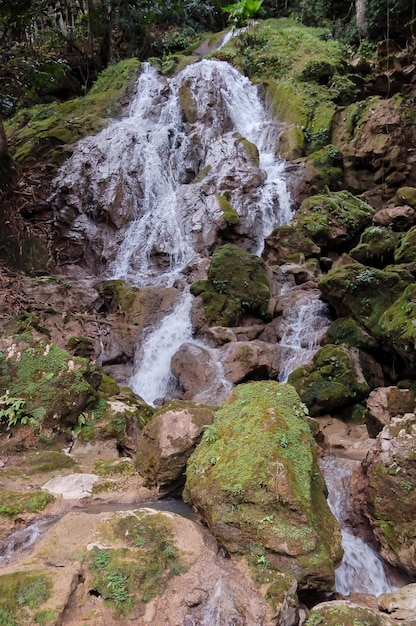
[302, 144, 345, 194]
[293, 191, 374, 251]
[262, 224, 321, 266]
[364, 414, 416, 575]
[379, 283, 416, 369]
[394, 225, 416, 264]
[6, 58, 140, 165]
[395, 186, 416, 208]
[85, 509, 187, 617]
[0, 333, 100, 430]
[350, 225, 400, 266]
[306, 600, 397, 625]
[288, 344, 376, 417]
[190, 244, 271, 326]
[216, 193, 240, 225]
[318, 263, 411, 339]
[183, 381, 342, 590]
[136, 400, 215, 492]
[77, 388, 155, 454]
[0, 487, 55, 520]
[326, 317, 379, 352]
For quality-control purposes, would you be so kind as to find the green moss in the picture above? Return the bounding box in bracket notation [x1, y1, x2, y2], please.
[0, 335, 99, 428]
[288, 344, 371, 417]
[305, 144, 344, 192]
[394, 226, 416, 264]
[198, 244, 270, 326]
[191, 164, 211, 183]
[0, 571, 52, 625]
[306, 603, 386, 625]
[6, 58, 140, 165]
[294, 191, 374, 250]
[27, 450, 77, 474]
[350, 225, 399, 266]
[216, 193, 240, 225]
[0, 487, 54, 518]
[326, 317, 379, 351]
[234, 134, 260, 166]
[395, 186, 416, 208]
[178, 80, 197, 123]
[184, 381, 341, 586]
[319, 263, 411, 339]
[88, 510, 186, 615]
[379, 283, 416, 363]
[94, 458, 135, 477]
[98, 279, 138, 313]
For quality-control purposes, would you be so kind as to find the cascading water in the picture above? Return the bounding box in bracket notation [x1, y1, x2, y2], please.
[52, 58, 295, 404]
[278, 291, 331, 382]
[320, 456, 397, 596]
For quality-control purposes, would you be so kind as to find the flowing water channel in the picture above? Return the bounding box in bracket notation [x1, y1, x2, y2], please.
[320, 456, 397, 596]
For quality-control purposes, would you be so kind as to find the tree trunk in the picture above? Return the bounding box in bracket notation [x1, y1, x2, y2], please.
[355, 0, 367, 39]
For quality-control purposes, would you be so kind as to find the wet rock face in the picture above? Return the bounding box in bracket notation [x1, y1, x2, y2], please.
[361, 414, 416, 575]
[184, 381, 342, 591]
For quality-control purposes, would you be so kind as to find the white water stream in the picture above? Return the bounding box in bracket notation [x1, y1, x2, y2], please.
[320, 456, 397, 596]
[278, 291, 330, 382]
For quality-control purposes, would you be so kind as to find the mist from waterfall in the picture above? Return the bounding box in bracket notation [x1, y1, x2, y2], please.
[320, 456, 397, 597]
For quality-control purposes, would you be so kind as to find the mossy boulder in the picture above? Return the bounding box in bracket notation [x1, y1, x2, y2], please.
[77, 388, 155, 455]
[306, 600, 397, 625]
[379, 283, 416, 369]
[394, 226, 416, 264]
[288, 344, 379, 417]
[262, 224, 321, 266]
[364, 414, 416, 575]
[135, 400, 215, 492]
[302, 144, 345, 194]
[395, 186, 416, 208]
[190, 244, 271, 326]
[318, 263, 411, 339]
[326, 317, 379, 352]
[293, 191, 374, 251]
[216, 193, 240, 226]
[350, 225, 400, 267]
[0, 333, 101, 430]
[183, 381, 342, 590]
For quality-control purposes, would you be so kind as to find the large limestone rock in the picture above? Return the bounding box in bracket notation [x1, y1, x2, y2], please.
[307, 600, 397, 625]
[170, 342, 231, 404]
[361, 413, 416, 575]
[288, 344, 383, 417]
[366, 386, 415, 437]
[218, 339, 282, 383]
[135, 400, 215, 493]
[184, 381, 342, 591]
[378, 583, 416, 624]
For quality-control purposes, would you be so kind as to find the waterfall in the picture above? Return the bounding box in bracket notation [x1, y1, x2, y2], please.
[129, 292, 194, 406]
[278, 291, 330, 382]
[52, 58, 298, 403]
[320, 456, 397, 596]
